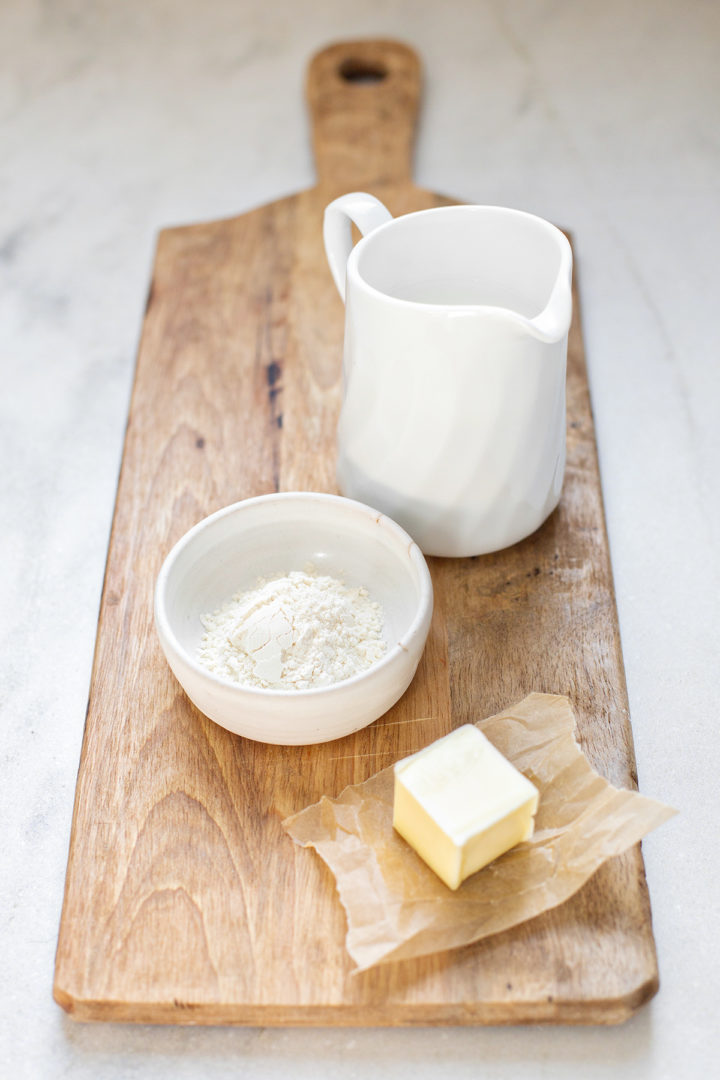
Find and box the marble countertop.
[2,0,717,1076]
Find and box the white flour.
[198,567,387,690]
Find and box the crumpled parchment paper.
[282,693,676,972]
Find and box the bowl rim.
[154,491,434,699]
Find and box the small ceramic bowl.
[154,492,434,745]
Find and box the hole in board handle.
[338,58,388,84]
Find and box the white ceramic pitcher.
[323,192,573,557]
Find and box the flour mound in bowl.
[198,567,387,690]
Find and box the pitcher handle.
[323,192,393,301]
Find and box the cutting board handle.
[307,39,421,191]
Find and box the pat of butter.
[393,725,539,890]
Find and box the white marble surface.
[1,0,718,1076]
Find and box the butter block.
[392,725,539,890]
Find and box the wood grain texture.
[54,39,658,1025]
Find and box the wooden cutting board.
[54,39,659,1025]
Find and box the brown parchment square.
[283,693,675,971]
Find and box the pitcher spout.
[527,232,573,343]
